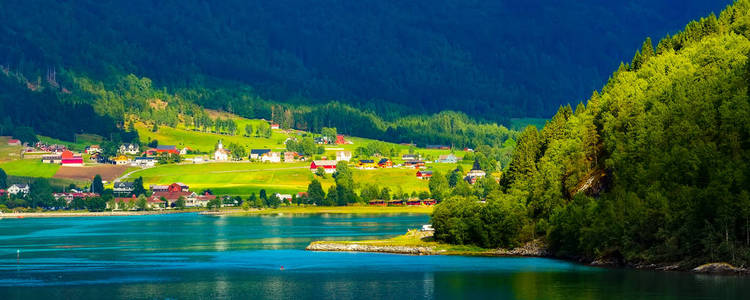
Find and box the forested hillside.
[0,0,728,120]
[432,1,750,267]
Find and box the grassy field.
[0,159,60,178]
[123,160,472,197]
[222,205,434,215]
[0,137,23,162]
[308,229,491,255]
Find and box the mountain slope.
[432,0,750,267]
[0,0,729,119]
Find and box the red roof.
[61,150,74,159]
[311,160,337,169]
[7,139,20,144]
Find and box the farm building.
[357,160,378,169]
[119,143,140,155]
[61,150,84,166]
[416,170,433,179]
[436,154,458,163]
[369,200,387,206]
[150,183,189,193]
[146,145,179,156]
[336,151,352,162]
[41,154,62,164]
[250,149,271,160]
[310,160,337,174]
[270,123,280,129]
[335,134,350,145]
[7,139,21,146]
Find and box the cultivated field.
[53,165,132,182]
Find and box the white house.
[261,152,281,163]
[436,154,458,163]
[132,157,156,167]
[119,144,140,155]
[214,140,230,161]
[336,151,352,162]
[7,184,30,196]
[275,193,293,203]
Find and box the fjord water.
[0,213,747,299]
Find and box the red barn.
[416,170,433,179]
[335,135,346,145]
[60,150,83,166]
[310,160,337,174]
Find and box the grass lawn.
[0,159,60,178]
[225,205,434,215]
[309,229,491,255]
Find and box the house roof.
[250,149,271,155]
[378,158,390,164]
[114,182,134,188]
[417,170,433,175]
[312,160,338,167]
[156,145,177,150]
[11,183,29,189]
[359,160,375,163]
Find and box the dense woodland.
[432,1,750,267]
[0,0,727,120]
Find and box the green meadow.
[0,159,60,178]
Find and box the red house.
[61,150,84,166]
[406,199,423,206]
[335,134,347,145]
[310,160,337,174]
[416,170,433,179]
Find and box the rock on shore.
[306,243,436,255]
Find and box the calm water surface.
[0,213,747,299]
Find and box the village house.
[119,143,140,155]
[146,145,179,156]
[150,182,189,193]
[85,145,101,154]
[436,154,458,163]
[465,169,487,184]
[274,193,293,203]
[378,158,393,168]
[214,140,230,161]
[335,134,350,145]
[283,151,298,162]
[113,181,135,196]
[416,170,433,180]
[388,199,404,206]
[7,139,21,146]
[270,123,280,130]
[404,160,426,168]
[336,151,352,162]
[113,155,131,165]
[148,191,216,208]
[369,199,387,206]
[53,192,99,204]
[250,149,271,160]
[7,184,30,196]
[406,199,437,206]
[402,154,420,161]
[61,150,84,166]
[310,160,337,174]
[132,157,156,167]
[261,151,281,163]
[357,159,378,169]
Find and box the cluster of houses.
[41,150,84,166]
[415,166,487,184]
[315,134,351,145]
[109,182,217,210]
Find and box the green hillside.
[432,1,750,268]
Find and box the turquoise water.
[0,213,747,299]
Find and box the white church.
[214,140,230,161]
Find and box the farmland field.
[0,159,61,178]
[123,161,472,197]
[53,165,131,182]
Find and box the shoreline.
[0,210,196,218]
[203,206,434,215]
[306,230,749,275]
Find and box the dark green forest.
[432,1,750,268]
[0,0,728,120]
